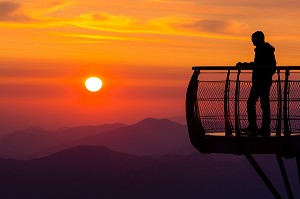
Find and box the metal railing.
[186,66,300,137]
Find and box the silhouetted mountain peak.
[137,117,172,123]
[135,118,183,128]
[0,145,289,199]
[15,126,48,134]
[0,126,50,142]
[0,118,193,159]
[37,145,147,167]
[95,123,126,128]
[43,145,112,159]
[56,123,126,133]
[52,145,111,155]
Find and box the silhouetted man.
[236,31,276,136]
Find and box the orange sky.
[1,0,300,134]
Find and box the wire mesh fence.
[195,69,300,135]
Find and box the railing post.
[276,69,282,136]
[235,69,241,136]
[283,69,291,136]
[224,70,233,136]
[186,69,206,148]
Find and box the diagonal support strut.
[276,154,294,199]
[296,155,300,186]
[245,154,282,199]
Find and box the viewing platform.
[186,66,300,157]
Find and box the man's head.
[251,31,265,47]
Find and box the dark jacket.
[252,42,276,83]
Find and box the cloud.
[32,0,74,16]
[0,1,31,22]
[187,20,230,33]
[190,0,300,8]
[176,19,248,35]
[74,12,134,29]
[67,12,156,35]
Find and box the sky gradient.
[1,0,300,134]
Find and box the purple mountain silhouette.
[32,118,195,158]
[1,145,296,199]
[0,118,196,159]
[0,123,126,159]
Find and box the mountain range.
[0,118,299,198]
[2,145,297,199]
[0,118,195,159]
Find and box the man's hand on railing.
[236,62,253,67]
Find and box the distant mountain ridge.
[1,119,299,198]
[0,118,196,159]
[0,123,126,159]
[0,145,293,199]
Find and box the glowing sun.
[85,77,103,92]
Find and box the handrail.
[186,66,300,137]
[192,66,300,70]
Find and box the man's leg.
[244,84,260,132]
[260,82,272,134]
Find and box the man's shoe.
[241,126,258,136]
[258,128,271,137]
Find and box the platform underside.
[195,133,300,158]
